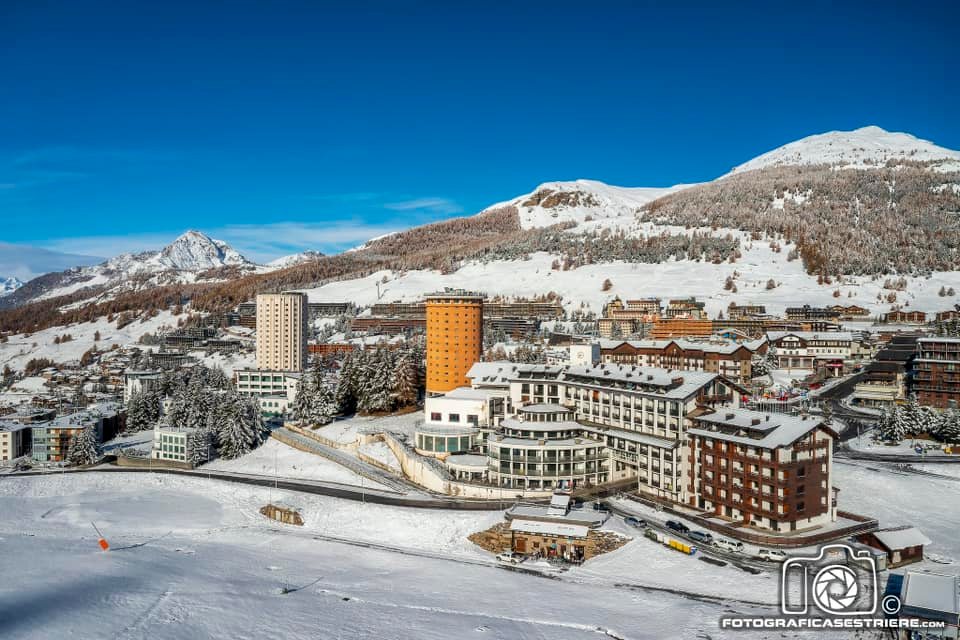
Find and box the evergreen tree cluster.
[66,426,99,466]
[875,397,960,443]
[642,162,960,276]
[125,389,163,433]
[292,370,338,427]
[334,346,423,416]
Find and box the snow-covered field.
[0,311,179,372]
[833,461,960,569]
[2,450,956,638]
[0,472,793,640]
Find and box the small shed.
[510,518,589,562]
[260,503,304,526]
[859,526,931,568]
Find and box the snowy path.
[270,427,412,492]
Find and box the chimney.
[751,418,761,426]
[726,413,735,420]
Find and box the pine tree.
[876,407,907,442]
[312,379,337,425]
[215,394,266,459]
[186,430,213,466]
[935,410,960,443]
[335,352,358,414]
[126,390,162,432]
[292,373,315,426]
[66,426,99,466]
[390,351,420,408]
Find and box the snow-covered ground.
[727,125,960,175]
[312,412,422,445]
[834,461,960,569]
[3,453,954,638]
[0,311,179,372]
[191,348,256,377]
[204,438,393,489]
[300,235,960,319]
[360,440,402,472]
[0,472,797,640]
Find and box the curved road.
[0,465,513,511]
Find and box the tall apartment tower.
[255,292,309,371]
[425,290,484,395]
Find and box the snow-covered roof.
[466,362,535,386]
[580,424,679,450]
[509,518,589,539]
[873,527,932,550]
[688,409,826,449]
[918,337,960,345]
[506,504,607,527]
[0,420,31,433]
[547,493,571,516]
[902,572,960,616]
[501,418,580,433]
[518,403,571,414]
[443,387,496,401]
[470,360,723,399]
[490,434,603,448]
[598,337,766,354]
[767,331,854,342]
[444,454,488,469]
[559,363,718,399]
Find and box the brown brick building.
[913,337,960,409]
[687,409,837,533]
[599,338,767,385]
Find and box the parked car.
[665,520,690,534]
[688,530,714,545]
[496,551,524,565]
[756,548,788,562]
[714,538,745,553]
[624,516,647,529]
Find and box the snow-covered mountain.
[88,230,255,279]
[266,250,325,269]
[481,179,692,229]
[3,125,959,330]
[0,231,258,309]
[727,125,960,175]
[0,276,24,298]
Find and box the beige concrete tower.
[255,292,309,371]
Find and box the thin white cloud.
[44,232,178,258]
[40,221,409,265]
[384,197,464,215]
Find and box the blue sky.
[1,0,957,266]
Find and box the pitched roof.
[873,527,932,550]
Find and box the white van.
[756,548,788,562]
[714,538,744,553]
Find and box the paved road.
[603,498,774,574]
[0,465,512,511]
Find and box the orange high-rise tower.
[425,290,484,395]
